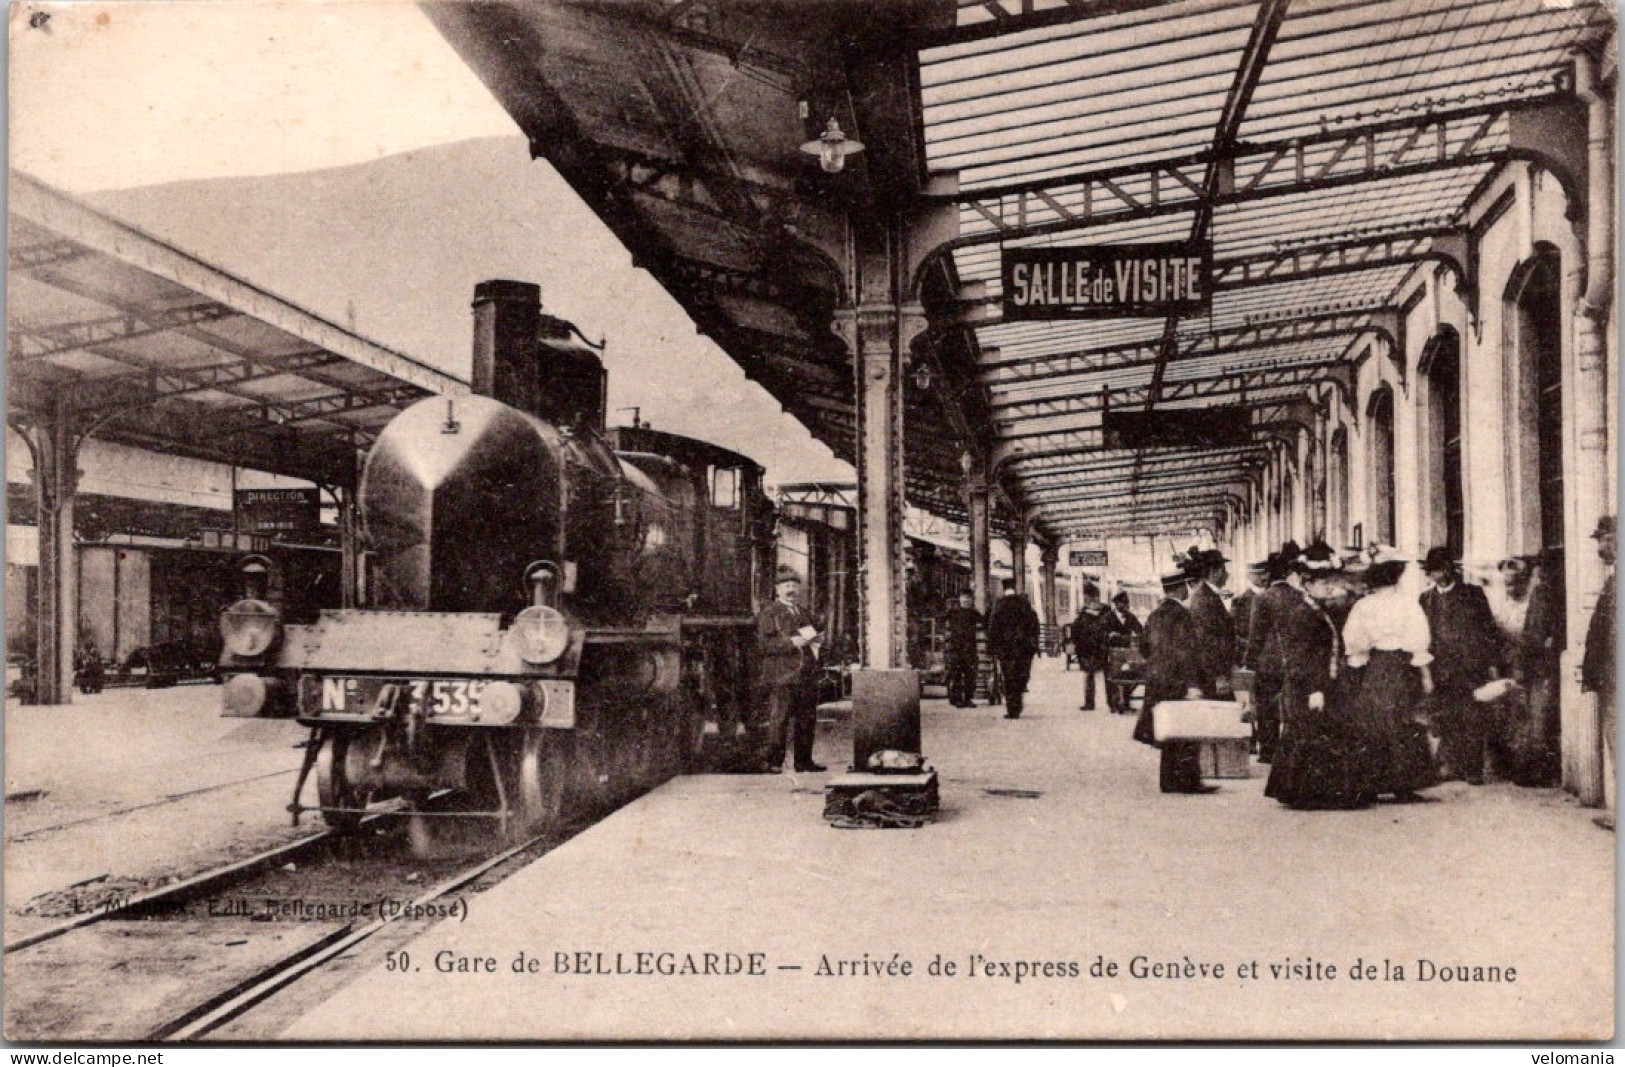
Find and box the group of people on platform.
[1128,517,1616,811]
[767,515,1616,815]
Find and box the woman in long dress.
[1341,546,1436,800]
[1264,546,1365,809]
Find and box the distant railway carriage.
[217,281,775,839]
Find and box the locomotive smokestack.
[470,279,606,433]
[471,279,542,412]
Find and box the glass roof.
[914,0,1607,538]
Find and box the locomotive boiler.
[217,280,774,838]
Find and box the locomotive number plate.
[314,676,488,717]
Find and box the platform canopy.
[7,173,466,486]
[425,0,1611,542]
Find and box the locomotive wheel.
[315,732,365,832]
[509,729,568,840]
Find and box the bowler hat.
[775,564,803,584]
[1593,515,1616,539]
[1419,547,1456,572]
[1111,591,1130,606]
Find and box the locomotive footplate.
[298,674,574,727]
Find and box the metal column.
[1010,525,1029,598]
[29,399,80,704]
[1038,542,1059,634]
[967,464,991,613]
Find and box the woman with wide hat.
[1342,545,1436,800]
[1263,542,1365,810]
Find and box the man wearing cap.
[1071,583,1117,711]
[1230,558,1272,659]
[1106,591,1144,713]
[1420,547,1501,785]
[1186,548,1237,699]
[1245,542,1304,764]
[1583,515,1616,829]
[988,579,1040,719]
[756,565,826,774]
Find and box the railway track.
[154,831,546,1040]
[4,781,634,1042]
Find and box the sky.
[7,0,850,486]
[9,2,517,190]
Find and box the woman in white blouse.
[1342,546,1437,801]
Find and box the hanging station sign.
[1001,241,1212,320]
[235,487,319,534]
[1102,406,1252,449]
[1069,549,1109,568]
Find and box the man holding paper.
[756,565,827,774]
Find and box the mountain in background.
[86,136,849,486]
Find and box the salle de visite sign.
[1002,242,1212,320]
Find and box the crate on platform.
[1198,738,1252,778]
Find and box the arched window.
[1424,329,1464,558]
[1329,426,1349,545]
[1505,248,1565,556]
[1367,386,1396,545]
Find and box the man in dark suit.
[1184,549,1237,699]
[1582,516,1616,829]
[756,565,825,774]
[1419,546,1501,785]
[1244,543,1302,764]
[1135,571,1212,793]
[988,579,1040,719]
[941,592,983,708]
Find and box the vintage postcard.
[4,0,1617,1045]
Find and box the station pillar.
[338,479,363,609]
[832,218,932,767]
[1010,525,1029,599]
[27,399,80,705]
[1038,541,1059,636]
[967,464,991,612]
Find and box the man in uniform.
[988,579,1040,719]
[1230,558,1271,658]
[756,565,826,774]
[941,592,983,708]
[1583,516,1616,829]
[1419,546,1501,785]
[1070,583,1117,711]
[1105,591,1144,713]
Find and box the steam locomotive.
[217,281,775,838]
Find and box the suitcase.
[1152,699,1251,779]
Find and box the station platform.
[281,657,1615,1042]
